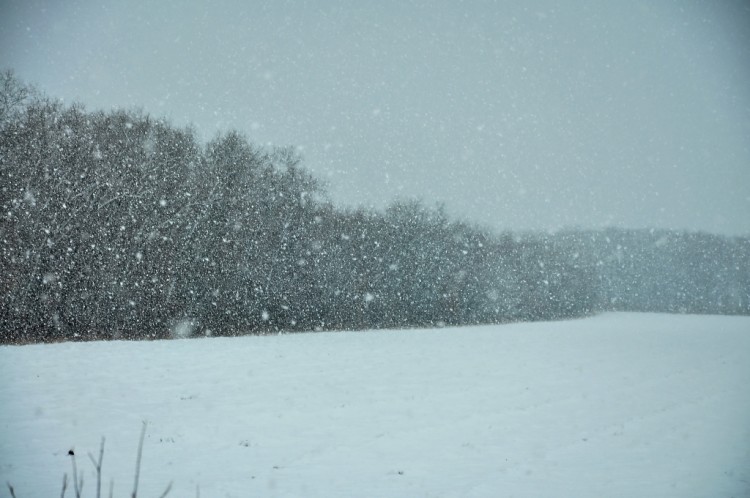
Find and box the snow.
[1,313,749,497]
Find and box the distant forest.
[2,71,749,344]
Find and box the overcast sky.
[2,0,749,235]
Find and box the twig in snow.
[60,473,68,498]
[88,437,105,498]
[69,450,83,498]
[157,481,173,498]
[131,421,147,498]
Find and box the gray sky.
[2,0,749,235]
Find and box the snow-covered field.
[1,313,749,497]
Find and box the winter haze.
[1,0,749,235]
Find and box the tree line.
[1,71,748,343]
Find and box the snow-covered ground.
[1,313,749,497]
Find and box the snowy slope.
[1,313,749,497]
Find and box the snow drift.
[1,312,749,497]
